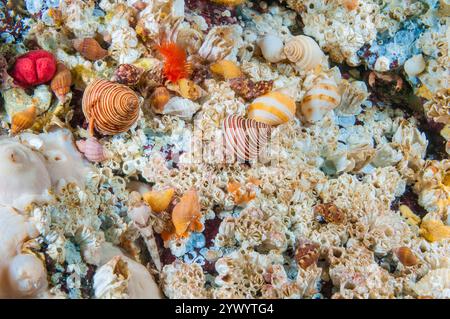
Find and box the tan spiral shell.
[223,115,271,162]
[73,38,108,61]
[11,105,36,135]
[283,35,324,71]
[82,79,140,135]
[51,62,72,99]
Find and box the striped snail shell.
[223,115,271,162]
[82,79,141,135]
[284,35,324,71]
[248,91,296,126]
[300,76,341,123]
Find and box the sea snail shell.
[258,34,285,63]
[82,79,141,135]
[73,38,108,61]
[404,54,426,77]
[223,115,271,162]
[284,35,324,71]
[300,76,341,123]
[50,62,72,100]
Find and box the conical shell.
[73,38,108,61]
[82,79,140,135]
[300,76,341,123]
[51,62,72,99]
[284,35,324,71]
[248,91,296,126]
[76,137,108,162]
[223,115,271,162]
[11,105,36,135]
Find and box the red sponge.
[10,50,57,87]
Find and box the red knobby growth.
[9,50,57,87]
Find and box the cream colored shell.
[258,34,285,63]
[300,76,341,123]
[284,35,324,70]
[404,54,426,77]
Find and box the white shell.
[258,34,285,63]
[404,54,426,77]
[374,56,391,72]
[162,97,201,120]
[283,35,324,70]
[300,76,341,123]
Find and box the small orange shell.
[314,203,346,224]
[143,188,175,213]
[73,38,108,61]
[394,247,418,267]
[343,0,359,11]
[210,60,243,80]
[172,189,203,237]
[151,86,171,113]
[11,105,36,135]
[51,62,72,99]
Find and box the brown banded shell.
[11,105,36,135]
[51,62,72,100]
[295,239,320,270]
[223,115,271,162]
[82,79,140,135]
[314,203,346,224]
[394,247,418,267]
[300,76,341,123]
[73,38,108,61]
[284,35,324,71]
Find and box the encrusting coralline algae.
[0,0,448,299]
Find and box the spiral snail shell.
[300,76,341,123]
[223,115,271,162]
[51,62,72,100]
[11,105,36,135]
[82,79,141,135]
[73,38,108,61]
[283,35,324,71]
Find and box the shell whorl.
[223,115,271,162]
[284,35,324,71]
[300,76,341,123]
[82,79,140,135]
